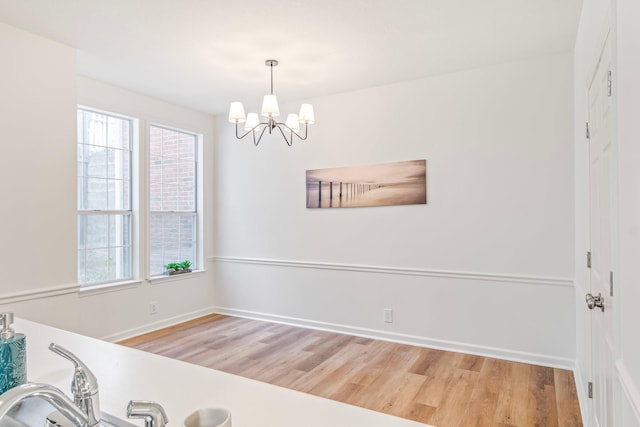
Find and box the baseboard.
[212,306,575,370]
[574,363,592,427]
[100,306,218,343]
[100,302,575,370]
[617,361,640,425]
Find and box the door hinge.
[607,70,612,97]
[587,251,592,268]
[586,122,591,139]
[610,271,614,296]
[588,381,593,398]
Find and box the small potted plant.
[164,260,193,276]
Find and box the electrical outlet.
[383,308,393,323]
[149,302,158,315]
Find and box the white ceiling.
[0,0,583,115]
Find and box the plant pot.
[165,268,192,276]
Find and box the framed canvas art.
[306,159,427,209]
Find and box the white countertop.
[15,319,429,427]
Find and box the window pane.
[77,178,85,210]
[106,148,123,179]
[78,213,131,285]
[88,115,107,147]
[179,135,195,160]
[178,161,195,210]
[85,246,131,283]
[108,215,128,247]
[149,157,162,211]
[78,217,85,250]
[110,247,130,281]
[86,215,109,248]
[107,179,130,210]
[84,248,110,284]
[77,111,85,144]
[150,126,162,154]
[149,125,198,276]
[107,116,130,149]
[162,184,179,211]
[84,178,107,210]
[149,213,196,276]
[77,108,133,286]
[77,250,86,284]
[162,157,178,185]
[85,144,107,177]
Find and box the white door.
[587,30,614,427]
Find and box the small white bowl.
[184,408,231,427]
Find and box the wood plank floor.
[118,314,582,426]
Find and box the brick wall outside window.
[149,125,197,276]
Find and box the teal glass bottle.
[0,312,26,395]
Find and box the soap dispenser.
[0,312,26,394]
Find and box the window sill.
[79,279,143,297]
[148,269,206,285]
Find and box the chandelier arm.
[254,125,269,146]
[275,121,309,141]
[274,124,294,147]
[299,122,309,140]
[235,120,269,140]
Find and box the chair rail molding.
[208,256,574,287]
[0,283,80,305]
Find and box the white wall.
[74,77,217,340]
[0,23,79,329]
[0,23,217,340]
[213,53,576,367]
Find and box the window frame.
[76,105,204,289]
[147,123,201,279]
[77,107,136,287]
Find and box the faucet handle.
[49,343,99,399]
[48,343,101,427]
[127,401,169,427]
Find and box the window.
[149,125,198,276]
[77,109,133,285]
[77,108,201,286]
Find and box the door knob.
[585,292,605,312]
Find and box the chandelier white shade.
[228,59,314,146]
[261,95,280,117]
[285,114,300,133]
[228,102,246,123]
[244,113,260,132]
[298,104,315,124]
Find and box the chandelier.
[228,59,315,146]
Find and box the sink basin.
[1,399,136,427]
[100,413,137,427]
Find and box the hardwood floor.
[118,314,582,426]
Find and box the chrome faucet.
[49,343,101,427]
[0,382,89,427]
[127,401,169,427]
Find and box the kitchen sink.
[0,398,136,427]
